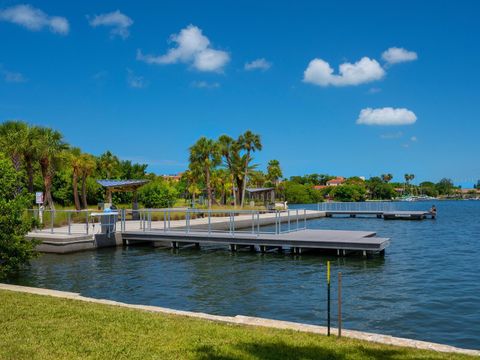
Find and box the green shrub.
[0,155,38,278]
[284,182,315,204]
[330,184,366,202]
[138,180,178,208]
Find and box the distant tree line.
[279,173,460,203]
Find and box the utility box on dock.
[91,212,119,236]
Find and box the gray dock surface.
[122,229,389,253]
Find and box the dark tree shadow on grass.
[193,340,430,360]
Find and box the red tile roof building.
[326,177,345,187]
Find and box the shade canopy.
[96,179,149,192]
[246,187,275,193]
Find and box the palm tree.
[35,127,68,209]
[238,131,262,207]
[183,169,201,206]
[267,159,283,187]
[98,150,119,179]
[0,120,29,173]
[211,169,232,205]
[79,153,96,209]
[381,173,393,183]
[24,125,40,193]
[404,173,415,194]
[218,135,240,207]
[189,137,221,208]
[68,147,82,210]
[0,121,32,194]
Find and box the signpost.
[36,192,44,224]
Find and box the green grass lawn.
[0,290,475,360]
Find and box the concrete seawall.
[1,283,478,356]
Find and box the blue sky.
[1,0,479,186]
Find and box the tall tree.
[98,150,120,179]
[381,173,393,183]
[23,125,39,193]
[238,131,262,207]
[218,135,240,207]
[79,153,96,209]
[267,159,283,186]
[183,169,201,206]
[189,137,220,208]
[211,169,232,205]
[68,147,82,210]
[0,120,28,172]
[35,127,68,210]
[404,173,415,194]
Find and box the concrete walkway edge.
[1,283,478,356]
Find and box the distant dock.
[318,202,436,220]
[325,210,435,220]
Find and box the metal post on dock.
[288,209,291,232]
[338,272,342,338]
[304,209,307,229]
[50,211,54,234]
[296,209,299,230]
[251,211,254,234]
[327,260,331,336]
[186,209,190,234]
[148,210,152,231]
[85,211,89,235]
[208,210,211,235]
[163,210,166,233]
[275,210,278,234]
[257,212,260,235]
[68,212,71,235]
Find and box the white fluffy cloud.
[137,25,229,72]
[88,10,133,39]
[245,58,271,71]
[356,107,417,126]
[0,4,69,34]
[303,57,385,86]
[382,47,417,65]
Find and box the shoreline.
[1,283,478,356]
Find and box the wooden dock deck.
[121,229,390,256]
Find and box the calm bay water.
[7,201,480,349]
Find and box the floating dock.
[325,210,435,220]
[122,229,389,256]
